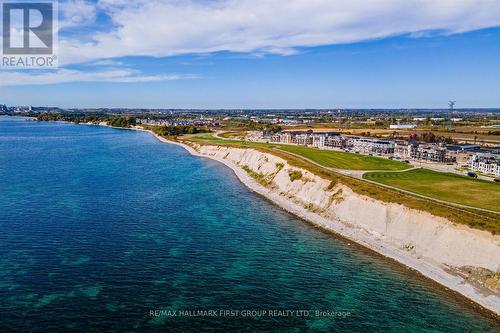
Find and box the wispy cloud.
[59,0,97,29]
[85,59,126,67]
[0,69,198,86]
[57,0,500,65]
[3,0,500,86]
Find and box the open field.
[187,134,269,148]
[277,145,409,171]
[363,168,500,212]
[183,133,500,234]
[282,126,500,145]
[219,131,247,139]
[188,134,409,171]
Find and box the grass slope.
[363,168,500,212]
[277,145,409,171]
[181,134,500,234]
[188,135,409,171]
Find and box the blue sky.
[1,1,500,109]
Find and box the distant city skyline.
[1,1,500,108]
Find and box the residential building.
[350,137,395,155]
[265,131,461,164]
[469,154,500,176]
[295,132,313,146]
[268,130,340,147]
[389,124,417,129]
[445,144,481,164]
[414,143,451,163]
[395,141,455,163]
[394,141,415,159]
[324,135,344,149]
[311,132,340,149]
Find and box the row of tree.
[36,113,137,128]
[108,116,136,128]
[406,132,454,143]
[36,113,213,135]
[150,125,210,136]
[354,130,456,144]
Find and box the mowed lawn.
[187,135,410,171]
[363,168,500,212]
[277,145,410,171]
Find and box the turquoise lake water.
[0,116,498,332]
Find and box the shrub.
[327,180,337,190]
[288,170,303,182]
[242,165,269,186]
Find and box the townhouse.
[469,152,500,177]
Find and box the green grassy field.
[188,134,409,171]
[179,134,500,233]
[187,134,265,148]
[277,145,409,171]
[363,168,500,212]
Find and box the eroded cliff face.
[191,143,500,295]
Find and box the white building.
[389,124,417,129]
[269,131,340,148]
[395,141,453,163]
[311,132,341,149]
[271,132,294,144]
[324,135,344,149]
[312,134,326,148]
[295,133,312,146]
[469,154,500,176]
[350,138,395,155]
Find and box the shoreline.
[140,130,500,318]
[24,119,500,318]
